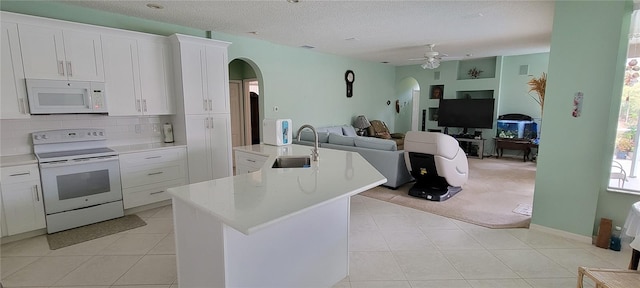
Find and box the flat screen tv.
[437,98,495,130]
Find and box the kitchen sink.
[272,156,311,168]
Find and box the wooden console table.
[494,138,533,162]
[456,138,485,159]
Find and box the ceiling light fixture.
[146,3,164,9]
[421,58,440,69]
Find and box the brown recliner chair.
[367,120,405,150]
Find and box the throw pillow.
[376,131,391,139]
[342,125,357,137]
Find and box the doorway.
[228,59,262,150]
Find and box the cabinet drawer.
[123,178,185,209]
[1,164,40,184]
[119,148,184,167]
[121,163,185,189]
[235,164,257,175]
[235,152,268,169]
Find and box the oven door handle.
[40,156,118,168]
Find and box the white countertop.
[110,142,187,154]
[0,154,37,167]
[168,144,387,235]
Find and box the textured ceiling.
[60,0,556,66]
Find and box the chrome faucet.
[296,124,319,161]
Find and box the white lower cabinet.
[235,150,268,175]
[0,164,46,236]
[185,114,233,183]
[119,147,187,209]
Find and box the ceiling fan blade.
[408,57,428,61]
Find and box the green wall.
[212,32,397,129]
[532,0,639,237]
[500,53,550,120]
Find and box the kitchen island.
[167,144,387,288]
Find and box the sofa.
[294,125,414,189]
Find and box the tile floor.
[1,195,634,288]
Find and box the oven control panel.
[32,129,107,144]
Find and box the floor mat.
[46,215,147,250]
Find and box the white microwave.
[26,79,107,114]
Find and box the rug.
[46,215,147,250]
[360,157,536,229]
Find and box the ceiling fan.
[409,44,448,69]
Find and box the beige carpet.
[46,215,147,250]
[360,157,536,229]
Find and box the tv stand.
[454,137,485,159]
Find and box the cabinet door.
[0,185,7,237]
[2,181,46,235]
[103,35,141,116]
[179,43,208,115]
[138,38,174,115]
[205,45,230,114]
[185,115,214,183]
[209,114,233,179]
[18,23,67,80]
[1,22,29,119]
[62,29,104,81]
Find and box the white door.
[210,114,233,180]
[139,38,174,115]
[18,24,67,80]
[229,81,244,148]
[185,114,213,183]
[1,22,29,119]
[179,44,208,115]
[102,35,141,116]
[62,29,104,81]
[411,89,421,131]
[2,181,46,235]
[205,45,230,114]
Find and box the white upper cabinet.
[138,38,175,115]
[18,23,104,81]
[171,35,230,115]
[1,22,30,119]
[102,34,141,116]
[104,34,175,116]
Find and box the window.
[609,10,640,194]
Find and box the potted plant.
[616,137,634,159]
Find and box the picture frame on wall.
[431,85,444,99]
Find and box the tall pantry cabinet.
[170,34,233,184]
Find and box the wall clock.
[345,70,355,98]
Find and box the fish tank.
[496,114,538,140]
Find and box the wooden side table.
[577,267,640,288]
[494,138,533,162]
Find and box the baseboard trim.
[529,224,593,244]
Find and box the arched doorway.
[395,77,421,133]
[228,58,264,147]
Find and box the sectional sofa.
[294,125,414,189]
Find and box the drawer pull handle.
[150,190,165,195]
[148,171,164,176]
[9,172,30,177]
[145,156,161,159]
[247,159,256,163]
[33,185,40,201]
